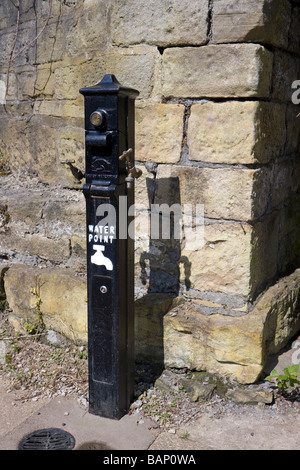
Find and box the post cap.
[80,74,139,98]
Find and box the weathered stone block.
[136,104,184,163]
[278,194,300,275]
[271,50,300,102]
[111,0,209,47]
[270,160,296,209]
[154,164,270,222]
[105,45,161,100]
[4,264,88,343]
[33,99,83,119]
[211,0,291,49]
[179,210,279,300]
[0,178,87,264]
[2,191,44,227]
[0,21,37,67]
[35,18,65,65]
[0,231,71,264]
[286,104,300,156]
[54,65,82,100]
[250,211,280,298]
[188,101,286,164]
[57,125,85,188]
[34,65,56,98]
[180,222,252,298]
[135,293,180,365]
[288,6,300,54]
[65,1,109,57]
[0,116,59,184]
[17,68,37,100]
[162,44,273,98]
[135,164,155,210]
[164,268,300,383]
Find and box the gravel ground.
[0,311,89,407]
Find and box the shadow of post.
[135,177,190,378]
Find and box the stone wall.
[0,0,300,383]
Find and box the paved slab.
[0,390,157,450]
[149,408,300,451]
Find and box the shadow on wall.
[135,177,191,374]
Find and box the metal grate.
[18,428,75,450]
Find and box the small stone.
[46,330,61,346]
[0,340,7,365]
[226,388,273,405]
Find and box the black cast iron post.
[80,75,140,419]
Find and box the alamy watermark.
[292,80,300,105]
[89,198,205,251]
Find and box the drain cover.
[18,428,75,450]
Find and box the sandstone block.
[162,44,273,98]
[105,45,161,100]
[111,0,209,47]
[255,269,300,355]
[17,69,36,100]
[4,265,88,343]
[188,101,286,164]
[33,99,83,119]
[286,104,300,156]
[288,7,300,54]
[0,21,36,67]
[35,18,66,65]
[80,55,107,91]
[135,164,155,210]
[134,293,180,365]
[179,212,279,300]
[136,104,184,163]
[57,125,85,188]
[0,0,18,29]
[277,194,300,275]
[250,211,280,298]
[34,65,55,98]
[0,231,71,264]
[154,164,270,222]
[0,117,59,184]
[42,197,86,228]
[54,65,82,100]
[180,222,252,298]
[271,50,300,102]
[65,1,109,57]
[211,0,291,49]
[2,190,44,227]
[164,268,300,383]
[163,304,264,384]
[270,161,296,209]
